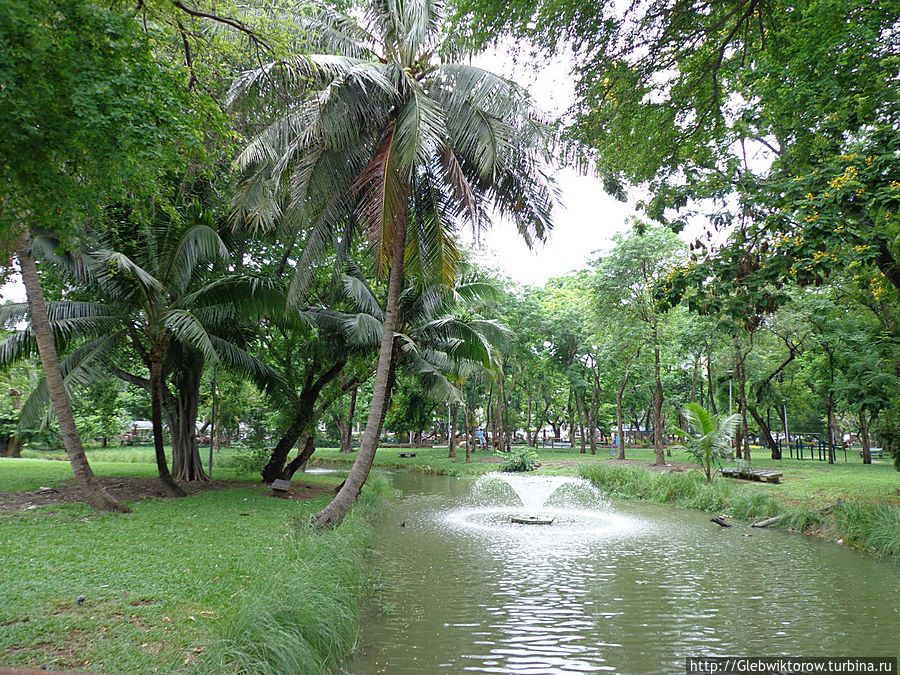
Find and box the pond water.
[344,472,900,674]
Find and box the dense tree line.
[1,0,897,523]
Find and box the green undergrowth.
[578,463,900,559]
[0,465,390,674]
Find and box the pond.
[344,472,900,674]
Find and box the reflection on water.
[345,472,900,674]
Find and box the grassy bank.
[0,456,389,674]
[578,462,900,558]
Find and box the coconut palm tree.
[231,0,554,527]
[262,265,510,481]
[674,402,741,482]
[9,232,128,512]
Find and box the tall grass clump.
[780,508,828,533]
[828,500,900,557]
[194,474,391,674]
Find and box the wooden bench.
[550,441,572,448]
[398,452,417,458]
[719,468,783,484]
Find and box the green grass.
[193,474,390,675]
[0,455,388,674]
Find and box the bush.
[230,445,272,473]
[499,448,539,472]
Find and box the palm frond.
[0,302,28,328]
[162,309,218,364]
[354,123,407,273]
[0,331,34,366]
[85,250,165,296]
[18,333,123,431]
[341,274,385,320]
[394,77,446,176]
[164,218,229,293]
[342,312,383,346]
[209,335,284,397]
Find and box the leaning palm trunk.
[312,225,407,529]
[16,232,128,512]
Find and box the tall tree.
[232,0,554,528]
[592,225,685,465]
[2,2,189,509]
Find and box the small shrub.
[231,445,272,473]
[499,449,539,472]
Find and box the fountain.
[443,472,628,537]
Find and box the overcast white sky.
[465,46,637,286]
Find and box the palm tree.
[231,0,554,528]
[674,402,741,482]
[262,268,510,480]
[10,232,128,512]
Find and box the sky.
[464,46,638,286]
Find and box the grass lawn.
[2,440,896,671]
[0,451,384,674]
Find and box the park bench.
[398,451,417,458]
[859,448,883,459]
[550,441,572,448]
[719,467,783,484]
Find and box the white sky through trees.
[467,44,636,286]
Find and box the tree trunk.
[498,372,509,451]
[524,384,533,446]
[3,435,23,457]
[465,391,474,463]
[706,353,718,415]
[652,341,665,465]
[335,414,352,454]
[341,385,358,453]
[748,405,780,459]
[284,435,316,479]
[16,234,128,511]
[149,348,185,497]
[691,355,699,403]
[312,222,407,529]
[589,367,600,455]
[448,403,458,458]
[826,397,837,464]
[859,409,871,464]
[262,357,346,483]
[737,351,751,462]
[576,391,586,453]
[568,388,575,448]
[170,355,207,482]
[616,365,630,460]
